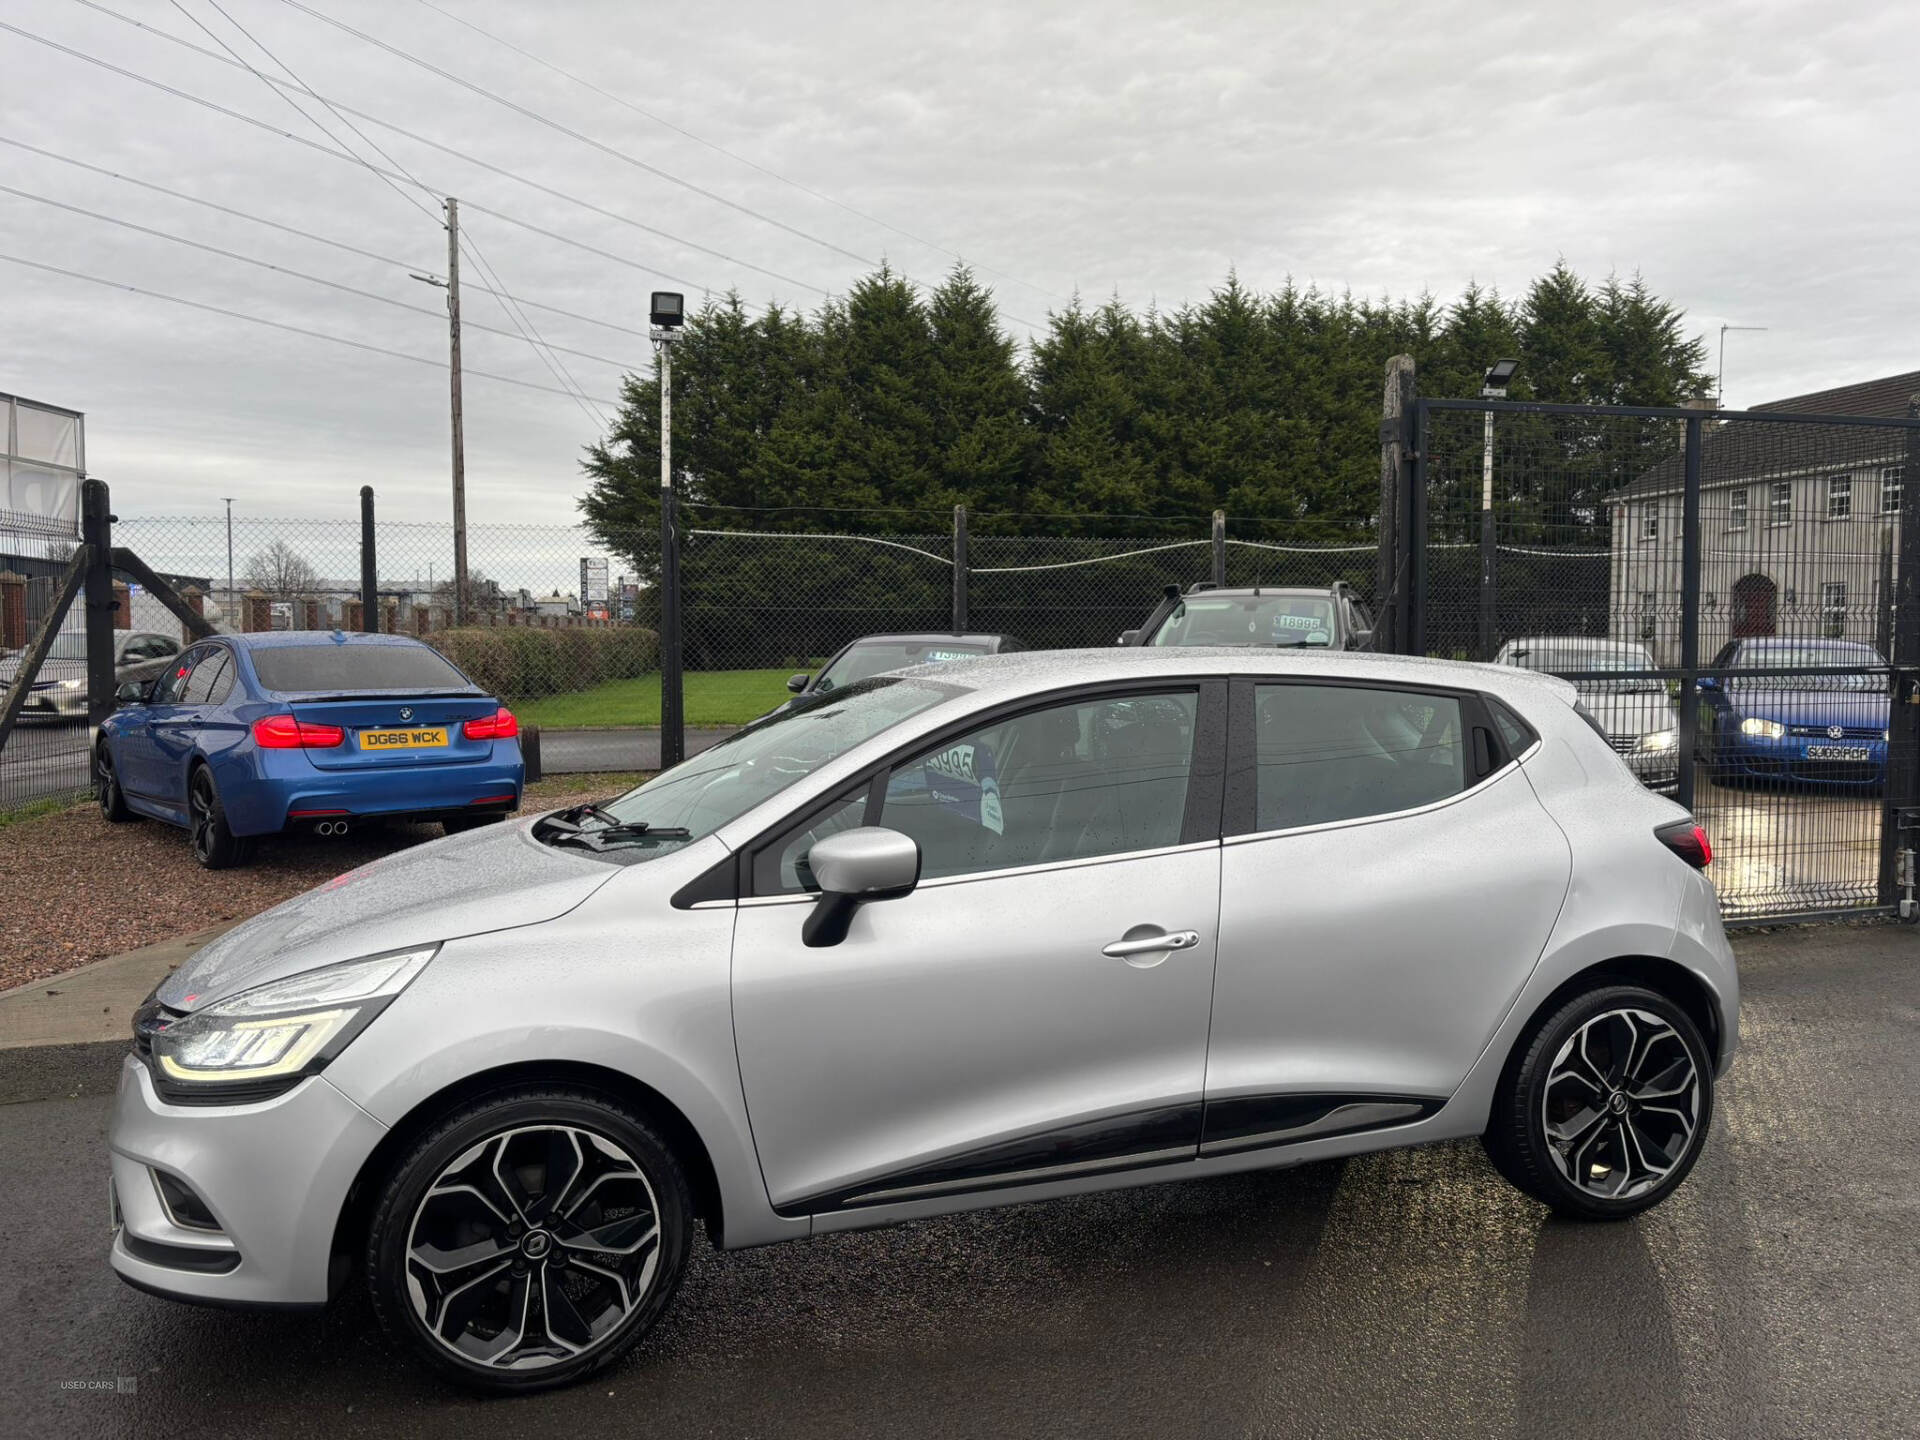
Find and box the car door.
[1202,678,1571,1154]
[731,681,1225,1218]
[119,644,204,799]
[150,647,233,808]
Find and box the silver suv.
[109,648,1736,1393]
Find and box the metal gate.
[1385,388,1920,923]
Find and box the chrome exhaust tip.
[315,819,350,837]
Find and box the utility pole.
[223,496,234,622]
[446,197,469,626]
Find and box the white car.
[1493,637,1680,791]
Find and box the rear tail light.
[463,707,520,741]
[252,715,346,749]
[1655,818,1712,869]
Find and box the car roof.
[890,646,1576,708]
[220,630,434,649]
[1178,587,1342,598]
[841,632,1013,646]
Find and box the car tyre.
[1484,983,1713,1220]
[187,765,253,869]
[96,741,135,823]
[366,1086,694,1395]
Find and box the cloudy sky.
[4,0,1917,534]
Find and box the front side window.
[182,651,232,706]
[1884,467,1905,514]
[879,690,1198,881]
[1252,684,1464,831]
[1827,474,1852,520]
[1769,481,1792,524]
[151,648,206,704]
[1728,488,1749,530]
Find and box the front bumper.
[16,686,86,720]
[1714,736,1886,787]
[107,1054,386,1307]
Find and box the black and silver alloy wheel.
[368,1087,693,1393]
[97,742,133,823]
[186,766,250,869]
[405,1125,661,1371]
[1541,1008,1699,1201]
[1484,982,1714,1220]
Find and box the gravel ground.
[0,773,647,992]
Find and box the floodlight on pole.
[651,291,686,766]
[1480,358,1520,398]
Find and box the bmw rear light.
[463,707,520,741]
[1655,818,1712,869]
[252,715,346,749]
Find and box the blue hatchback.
[95,631,524,867]
[1699,637,1889,788]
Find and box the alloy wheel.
[404,1125,662,1371]
[189,772,215,862]
[97,747,116,817]
[1540,1007,1700,1201]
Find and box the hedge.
[429,625,659,700]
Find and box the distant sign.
[580,556,610,606]
[2,393,83,540]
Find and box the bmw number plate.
[1806,745,1869,761]
[359,727,448,751]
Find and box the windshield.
[1503,640,1663,691]
[251,643,476,693]
[585,678,953,858]
[814,639,989,694]
[1150,596,1335,648]
[1732,642,1888,691]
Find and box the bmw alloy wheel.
[1541,1007,1700,1201]
[404,1124,663,1371]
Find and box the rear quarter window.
[249,644,474,693]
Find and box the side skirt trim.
[1198,1092,1444,1158]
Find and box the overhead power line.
[24,8,803,300]
[407,0,1068,306]
[0,249,622,405]
[176,0,604,426]
[0,134,656,340]
[0,182,640,369]
[61,3,825,297]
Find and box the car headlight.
[57,678,83,691]
[149,946,436,1097]
[1635,729,1677,753]
[1885,728,1892,742]
[1739,717,1787,740]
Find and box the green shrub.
[429,625,659,699]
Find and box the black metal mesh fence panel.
[1419,401,1915,920]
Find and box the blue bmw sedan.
[96,632,523,867]
[1699,637,1889,788]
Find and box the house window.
[1769,481,1792,525]
[1638,590,1656,641]
[1885,466,1905,514]
[1728,488,1749,531]
[1640,505,1658,542]
[1827,474,1852,520]
[1822,581,1847,638]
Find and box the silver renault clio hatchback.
[109,649,1736,1392]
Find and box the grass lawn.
[514,667,801,729]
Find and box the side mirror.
[1351,628,1373,650]
[1117,630,1139,646]
[114,681,148,705]
[801,826,920,948]
[786,673,810,693]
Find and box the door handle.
[1101,929,1200,959]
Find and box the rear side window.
[1252,683,1464,830]
[1487,697,1538,754]
[249,643,473,694]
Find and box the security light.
[650,291,685,328]
[1481,358,1520,396]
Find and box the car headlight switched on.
[57,677,83,690]
[1739,717,1787,740]
[144,947,437,1102]
[1636,729,1678,753]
